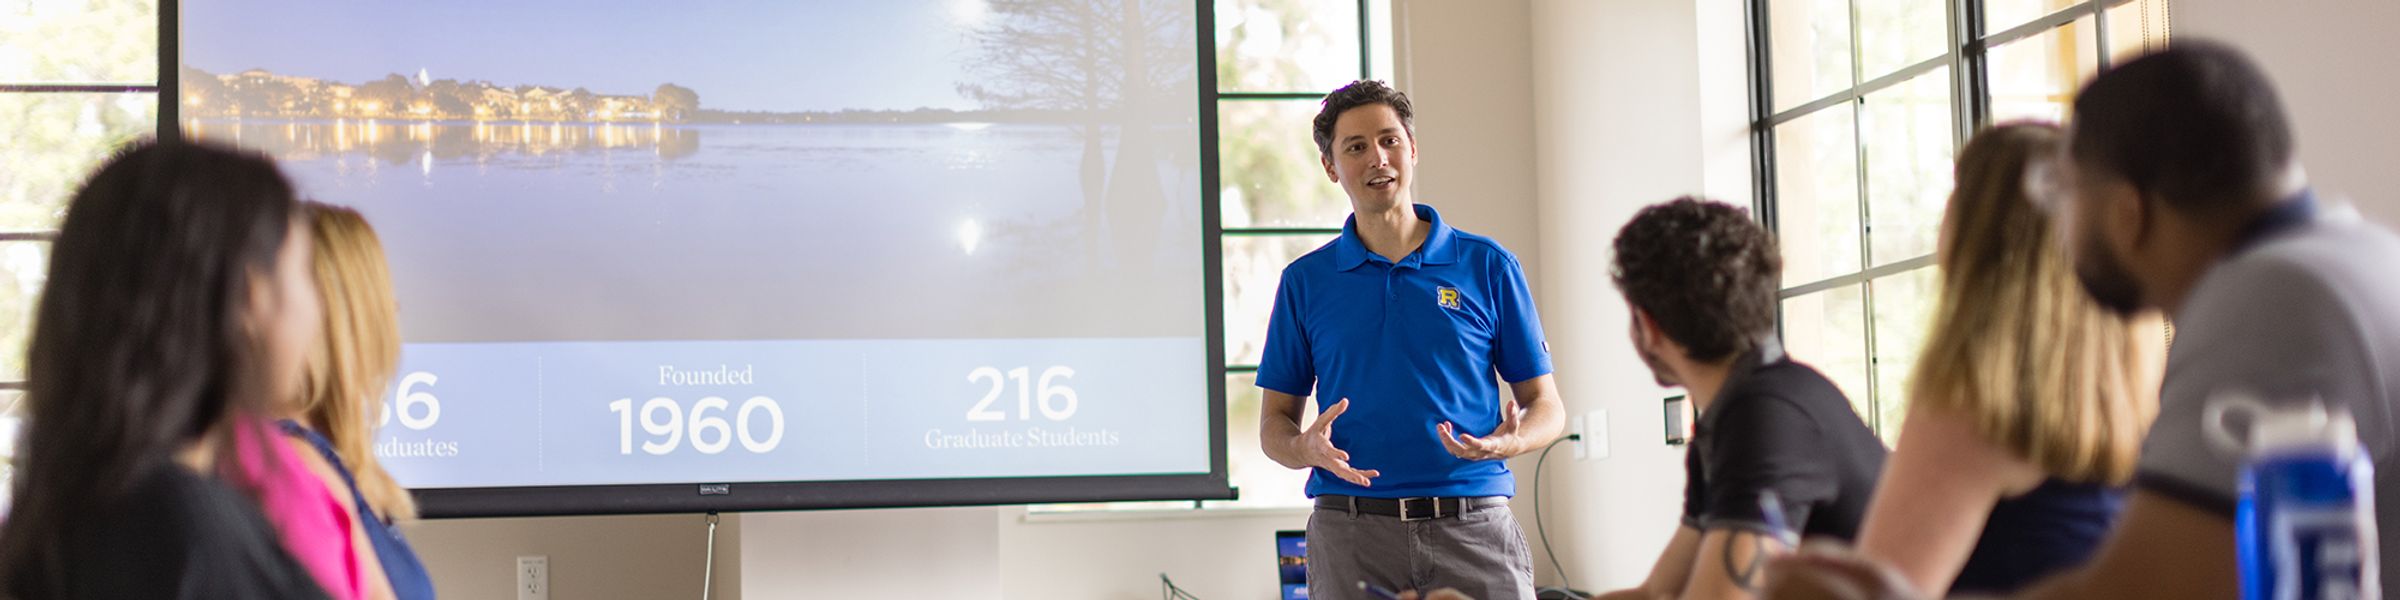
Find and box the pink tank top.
[230,418,364,600]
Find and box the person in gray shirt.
[1761,40,2400,600]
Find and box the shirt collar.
[2230,188,2319,254]
[1333,203,1459,271]
[1699,334,1787,426]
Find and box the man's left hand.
[1439,400,1524,461]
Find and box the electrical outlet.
[1570,414,1588,459]
[517,555,548,600]
[1584,409,1610,460]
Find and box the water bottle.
[2208,396,2381,600]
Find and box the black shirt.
[1680,340,1887,541]
[7,460,330,600]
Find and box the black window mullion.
[1763,54,1947,128]
[1220,92,1331,101]
[1357,0,1373,80]
[1224,228,1342,237]
[1954,0,1988,144]
[1747,0,1783,342]
[1745,0,1776,234]
[2093,0,2115,70]
[1841,0,1885,432]
[1979,3,2097,49]
[0,84,158,93]
[159,0,179,141]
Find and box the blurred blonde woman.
[279,201,435,600]
[1851,122,2167,595]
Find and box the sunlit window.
[1752,0,2168,443]
[0,0,164,508]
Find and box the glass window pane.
[1782,284,1872,424]
[1868,266,1938,445]
[1767,0,1854,112]
[0,242,44,382]
[1225,233,1338,367]
[2106,0,2168,64]
[1203,372,1313,509]
[1220,100,1350,228]
[0,389,21,516]
[1856,0,1948,81]
[1215,0,1363,94]
[1989,18,2098,125]
[1984,0,2077,34]
[1861,66,1952,266]
[0,93,157,231]
[1774,106,1861,287]
[0,0,157,84]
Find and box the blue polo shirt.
[1256,203,1553,499]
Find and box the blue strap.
[275,420,382,525]
[278,419,442,599]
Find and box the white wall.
[1524,0,1707,589]
[2171,0,2400,227]
[1518,0,1761,591]
[741,508,1004,598]
[731,506,1318,600]
[410,513,741,600]
[1393,0,1541,270]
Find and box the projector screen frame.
[159,0,1236,518]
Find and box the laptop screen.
[1277,530,1308,600]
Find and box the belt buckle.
[1397,497,1442,522]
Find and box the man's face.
[1628,310,1680,387]
[1320,104,1415,213]
[2036,142,2149,315]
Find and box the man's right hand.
[1295,398,1380,486]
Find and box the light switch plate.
[1584,409,1609,460]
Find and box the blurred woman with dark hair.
[0,140,334,599]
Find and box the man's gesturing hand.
[1296,398,1379,487]
[1439,399,1523,461]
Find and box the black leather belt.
[1315,495,1508,521]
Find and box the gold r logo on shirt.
[1436,286,1463,310]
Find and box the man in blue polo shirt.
[1257,80,1566,600]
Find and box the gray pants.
[1305,501,1535,600]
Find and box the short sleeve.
[2136,255,2389,517]
[1697,396,1831,534]
[1488,252,1553,383]
[1254,266,1317,397]
[1681,443,1706,529]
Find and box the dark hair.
[1313,80,1415,156]
[2071,40,2295,216]
[0,140,299,590]
[1610,197,1781,362]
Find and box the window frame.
[0,0,173,504]
[0,0,175,397]
[1744,0,2144,435]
